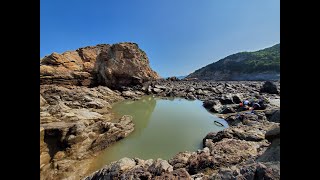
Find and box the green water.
[88,96,227,171]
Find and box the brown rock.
[40,127,52,169]
[205,139,269,168]
[148,158,173,176]
[40,95,47,107]
[169,152,192,170]
[40,42,159,88]
[154,168,191,180]
[203,121,278,146]
[53,151,66,160]
[90,115,134,151]
[187,147,214,174]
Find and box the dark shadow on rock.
[44,129,70,160]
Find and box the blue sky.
[40,0,279,77]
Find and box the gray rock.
[220,107,236,114]
[257,138,280,162]
[232,94,242,104]
[85,101,105,109]
[154,85,167,90]
[219,94,234,105]
[203,100,223,113]
[260,81,279,94]
[147,158,173,176]
[265,126,280,142]
[110,157,137,172]
[195,89,205,95]
[187,93,196,100]
[153,88,163,93]
[187,87,195,92]
[169,152,192,170]
[191,173,209,180]
[269,109,280,123]
[122,90,136,98]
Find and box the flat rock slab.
[268,99,280,107]
[40,121,76,130]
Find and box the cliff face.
[40,42,159,88]
[187,44,280,81]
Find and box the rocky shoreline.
[40,42,159,179]
[83,80,280,180]
[40,80,280,180]
[40,42,280,180]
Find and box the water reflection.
[87,96,227,173]
[113,96,157,136]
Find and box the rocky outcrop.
[84,158,176,180]
[40,85,135,180]
[40,42,159,88]
[140,80,279,107]
[203,121,279,145]
[211,125,280,180]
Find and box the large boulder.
[268,109,280,123]
[260,81,279,94]
[110,157,137,172]
[265,126,280,143]
[219,94,234,105]
[187,147,214,174]
[40,43,159,88]
[148,158,173,176]
[169,152,192,170]
[203,100,223,113]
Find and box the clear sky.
[40,0,279,77]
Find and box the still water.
[88,96,227,171]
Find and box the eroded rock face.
[40,42,159,88]
[40,127,50,170]
[211,128,280,180]
[40,85,135,180]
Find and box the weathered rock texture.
[84,80,280,180]
[40,42,280,180]
[40,85,136,180]
[40,42,159,88]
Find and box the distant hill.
[186,44,280,81]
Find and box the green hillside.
[187,43,280,80]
